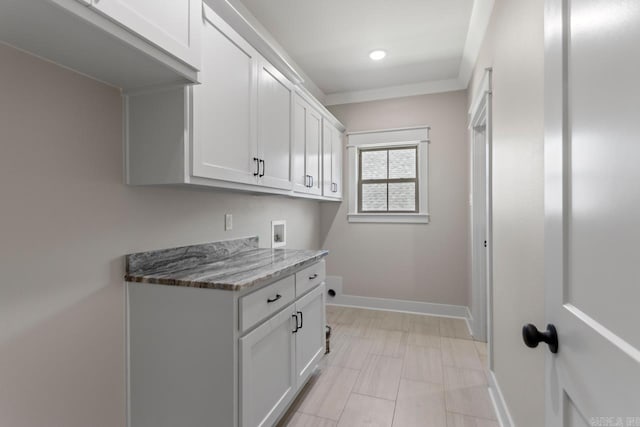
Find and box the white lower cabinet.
[240,306,297,427]
[127,261,327,427]
[294,285,326,387]
[241,283,326,427]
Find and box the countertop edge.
[124,250,328,292]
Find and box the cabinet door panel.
[257,61,293,190]
[240,306,296,427]
[292,95,308,193]
[295,284,326,387]
[192,12,258,184]
[322,121,333,197]
[91,0,200,67]
[305,108,322,195]
[332,128,343,198]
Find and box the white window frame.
[347,126,430,224]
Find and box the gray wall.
[468,0,545,424]
[0,43,320,427]
[321,91,470,306]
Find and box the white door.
[257,60,293,191]
[470,124,488,343]
[294,284,326,388]
[544,1,640,424]
[192,8,258,185]
[240,306,297,427]
[90,0,200,68]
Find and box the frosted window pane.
[389,182,416,211]
[389,149,416,179]
[361,183,387,211]
[361,150,387,180]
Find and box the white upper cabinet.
[322,121,344,199]
[293,94,322,196]
[125,3,345,200]
[257,60,294,191]
[192,9,258,185]
[0,0,200,90]
[90,0,201,68]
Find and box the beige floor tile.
[278,412,338,427]
[402,345,444,384]
[441,338,484,371]
[353,354,403,400]
[369,329,408,358]
[443,367,496,420]
[334,308,360,325]
[443,366,488,390]
[408,314,441,335]
[372,311,412,331]
[337,393,395,427]
[473,341,488,357]
[407,331,442,348]
[392,379,446,427]
[324,336,374,370]
[440,318,472,340]
[446,412,500,427]
[340,316,375,337]
[297,366,360,421]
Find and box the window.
[358,147,418,213]
[347,126,430,224]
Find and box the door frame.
[469,68,493,365]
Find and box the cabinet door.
[322,121,333,197]
[322,123,343,199]
[257,60,293,191]
[331,127,343,199]
[292,94,308,193]
[240,306,297,427]
[295,284,326,388]
[192,9,259,185]
[305,108,323,195]
[90,0,200,68]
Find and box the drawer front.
[240,276,295,333]
[295,260,326,296]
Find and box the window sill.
[347,213,430,224]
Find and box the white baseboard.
[488,370,515,427]
[325,276,469,319]
[465,306,474,336]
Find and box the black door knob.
[522,323,559,354]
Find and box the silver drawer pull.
[267,294,282,303]
[308,273,318,280]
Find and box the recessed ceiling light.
[369,50,386,61]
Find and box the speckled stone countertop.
[124,236,328,291]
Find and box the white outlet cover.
[271,220,286,248]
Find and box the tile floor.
[277,306,498,427]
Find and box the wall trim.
[488,371,515,427]
[324,78,465,106]
[325,276,469,319]
[458,0,495,86]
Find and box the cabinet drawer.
[295,260,325,296]
[240,276,295,333]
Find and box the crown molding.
[458,0,495,86]
[324,78,465,106]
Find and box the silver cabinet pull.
[309,273,318,280]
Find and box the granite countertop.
[124,236,328,291]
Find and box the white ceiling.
[238,0,477,100]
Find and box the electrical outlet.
[225,214,232,231]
